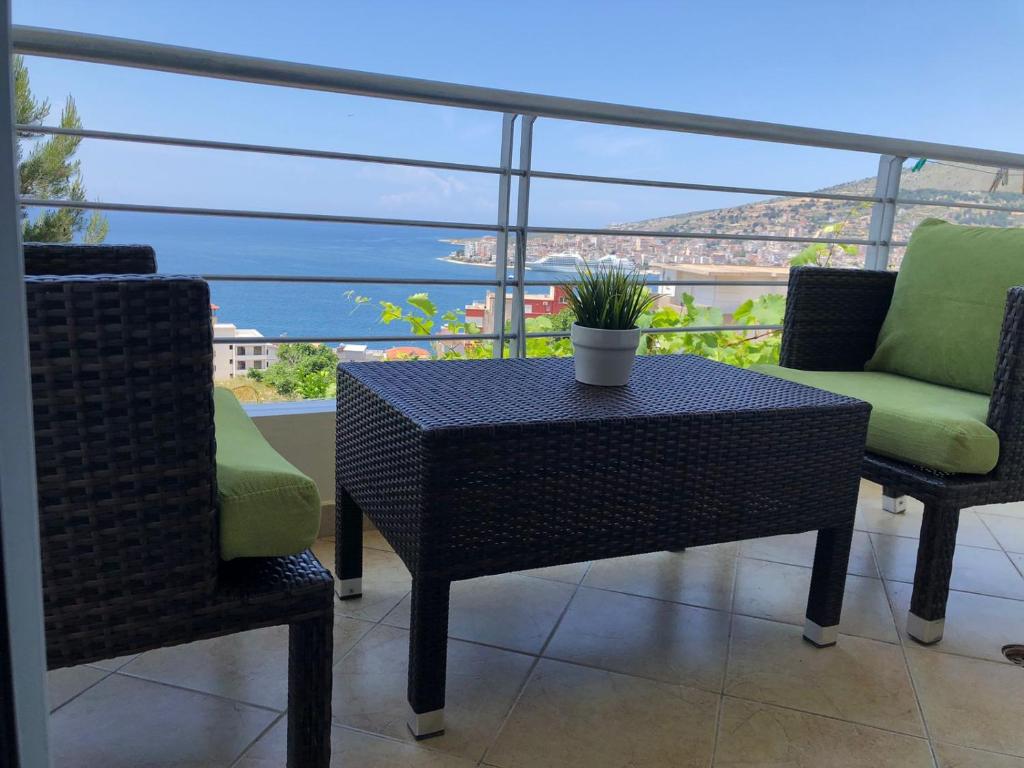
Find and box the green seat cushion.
[865,218,1024,395]
[214,388,321,560]
[751,366,998,475]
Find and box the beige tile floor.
[47,481,1024,767]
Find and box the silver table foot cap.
[907,612,944,645]
[338,578,362,599]
[407,706,444,739]
[803,620,838,648]
[882,494,907,515]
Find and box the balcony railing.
[14,24,1024,359]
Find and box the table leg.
[803,522,854,647]
[407,577,450,739]
[882,486,908,515]
[335,487,363,599]
[907,503,959,645]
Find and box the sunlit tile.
[545,587,729,691]
[487,659,718,768]
[725,615,923,735]
[714,697,933,768]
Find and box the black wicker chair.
[779,265,1024,643]
[23,243,335,767]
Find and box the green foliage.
[635,292,782,367]
[15,55,107,244]
[379,292,437,336]
[339,287,784,369]
[789,202,870,267]
[562,266,657,330]
[258,343,338,399]
[346,290,493,359]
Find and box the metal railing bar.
[525,324,782,339]
[15,124,504,177]
[512,116,536,358]
[895,196,1024,215]
[203,274,501,286]
[15,25,1024,168]
[528,169,883,203]
[520,278,789,287]
[213,333,503,344]
[526,225,878,246]
[19,197,502,232]
[493,113,517,358]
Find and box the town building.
[464,284,572,334]
[335,343,386,363]
[653,263,789,321]
[211,304,278,381]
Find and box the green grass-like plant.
[564,265,657,330]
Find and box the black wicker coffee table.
[335,356,870,738]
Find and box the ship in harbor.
[526,252,638,273]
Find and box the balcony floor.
[46,482,1024,767]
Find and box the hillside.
[614,162,1024,244]
[454,162,1024,268]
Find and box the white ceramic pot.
[570,323,641,386]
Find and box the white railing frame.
[14,24,1024,352]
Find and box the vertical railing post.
[492,113,517,358]
[511,115,536,358]
[864,154,904,271]
[0,0,52,764]
[867,154,909,514]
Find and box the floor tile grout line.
[975,512,1024,578]
[708,548,740,767]
[227,711,287,768]
[857,515,1005,552]
[373,576,907,662]
[975,507,1024,523]
[329,613,379,672]
[47,667,119,716]
[880,574,1024,604]
[477,560,594,767]
[868,527,941,768]
[930,739,1024,763]
[110,668,288,715]
[718,692,935,743]
[329,721,487,764]
[735,550,880,579]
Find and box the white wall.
[246,400,336,508]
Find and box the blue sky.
[14,0,1024,228]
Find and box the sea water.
[105,211,539,349]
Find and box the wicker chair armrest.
[779,266,897,371]
[987,286,1024,483]
[24,243,157,275]
[27,274,219,614]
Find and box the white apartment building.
[211,305,278,381]
[335,343,386,363]
[653,263,789,321]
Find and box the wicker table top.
[337,355,870,581]
[338,355,863,429]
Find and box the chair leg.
[287,614,333,768]
[882,486,907,515]
[907,503,959,645]
[407,577,450,739]
[336,487,363,599]
[803,522,854,647]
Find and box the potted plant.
[565,266,656,386]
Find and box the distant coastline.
[437,255,495,268]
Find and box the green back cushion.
[865,218,1024,395]
[214,388,321,560]
[751,366,997,475]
